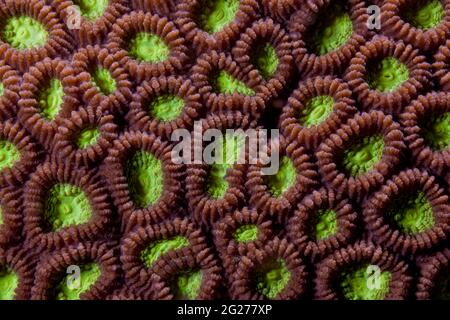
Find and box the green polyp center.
[0,140,20,171]
[129,33,169,63]
[141,236,189,268]
[91,67,116,96]
[206,132,246,199]
[3,16,48,50]
[340,264,391,300]
[313,209,337,241]
[211,70,255,96]
[300,95,334,128]
[422,113,450,151]
[56,263,101,300]
[0,267,18,300]
[264,156,296,198]
[173,270,203,300]
[0,207,3,225]
[252,43,278,80]
[388,192,435,234]
[44,183,92,232]
[76,127,100,149]
[150,95,185,121]
[255,259,290,299]
[198,0,240,34]
[0,83,4,97]
[342,135,385,176]
[404,0,444,30]
[73,0,109,21]
[434,270,450,300]
[310,4,353,55]
[368,57,409,92]
[39,79,64,121]
[125,150,164,208]
[234,224,258,243]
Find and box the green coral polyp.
[91,67,116,96]
[300,95,335,128]
[44,183,93,231]
[310,5,353,55]
[405,0,445,30]
[56,263,101,300]
[0,207,3,225]
[150,95,185,121]
[0,267,18,300]
[0,83,4,97]
[211,70,255,96]
[265,156,296,197]
[3,16,48,50]
[0,140,20,171]
[198,0,240,34]
[129,33,170,63]
[314,209,338,241]
[368,57,409,92]
[252,43,279,79]
[342,135,385,176]
[389,192,435,234]
[341,264,391,300]
[234,224,258,243]
[422,113,450,151]
[39,79,64,121]
[73,0,109,21]
[141,236,189,267]
[76,127,100,149]
[173,270,203,300]
[206,133,245,199]
[255,259,290,299]
[125,151,164,208]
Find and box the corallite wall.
[0,0,449,300]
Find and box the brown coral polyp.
[287,188,358,263]
[400,92,450,176]
[232,19,294,101]
[191,51,265,117]
[261,0,301,23]
[381,0,450,52]
[18,58,80,150]
[72,45,133,115]
[103,131,183,232]
[246,137,318,224]
[229,238,308,300]
[288,0,370,76]
[0,0,73,72]
[0,184,23,245]
[0,60,20,120]
[363,169,450,256]
[344,36,432,115]
[51,0,130,45]
[416,249,450,299]
[53,105,119,168]
[126,76,203,140]
[151,247,223,300]
[433,40,450,91]
[314,241,412,300]
[279,76,357,150]
[107,12,189,83]
[0,119,42,186]
[316,111,406,202]
[31,241,120,300]
[0,245,36,300]
[23,160,113,250]
[213,207,273,276]
[186,112,257,227]
[121,218,208,288]
[175,0,260,54]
